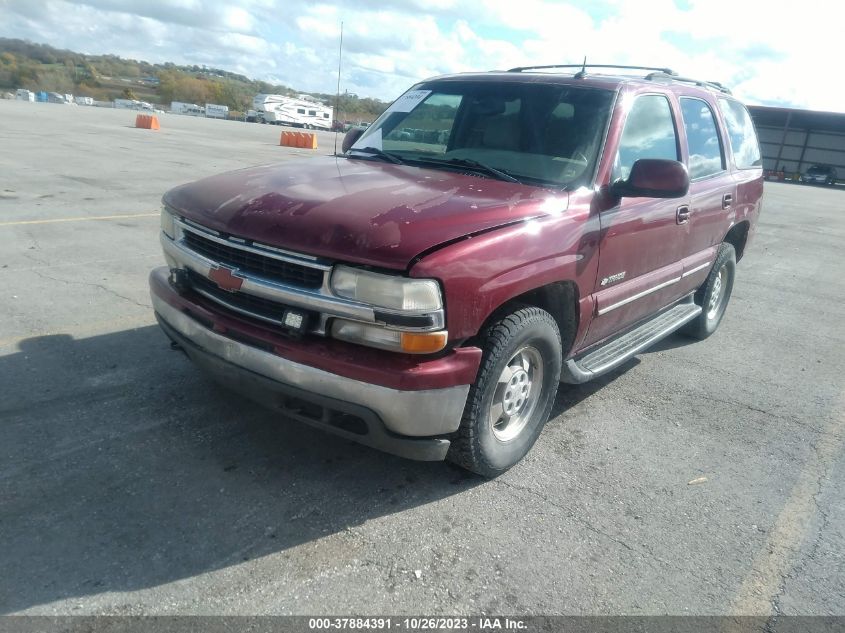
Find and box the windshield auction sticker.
[351,90,431,151]
[385,89,431,114]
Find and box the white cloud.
[1,0,844,110]
[223,7,254,32]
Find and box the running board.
[561,299,702,384]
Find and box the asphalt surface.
[0,100,843,617]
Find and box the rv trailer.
[252,94,333,129]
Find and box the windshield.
[807,165,829,174]
[350,80,614,188]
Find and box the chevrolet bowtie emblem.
[208,265,243,292]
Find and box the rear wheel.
[682,242,736,340]
[447,307,562,477]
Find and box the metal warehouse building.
[749,105,845,180]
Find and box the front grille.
[188,270,317,329]
[182,229,324,289]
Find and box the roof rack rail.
[502,64,732,94]
[507,63,677,75]
[645,72,732,95]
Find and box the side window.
[680,98,725,179]
[718,99,762,169]
[613,95,679,181]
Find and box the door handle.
[676,205,690,224]
[722,193,733,209]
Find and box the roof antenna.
[574,56,587,79]
[333,21,344,156]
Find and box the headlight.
[331,265,442,311]
[160,206,176,239]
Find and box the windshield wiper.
[416,157,522,183]
[347,146,405,165]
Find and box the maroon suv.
[151,65,763,476]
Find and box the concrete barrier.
[280,130,317,149]
[135,114,160,130]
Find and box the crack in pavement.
[764,468,836,624]
[27,268,151,310]
[493,476,637,554]
[492,476,762,599]
[728,395,845,615]
[1,253,160,274]
[688,390,839,438]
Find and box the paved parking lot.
[1,100,843,616]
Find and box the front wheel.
[447,307,562,477]
[682,242,736,340]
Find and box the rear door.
[584,93,690,348]
[676,96,734,295]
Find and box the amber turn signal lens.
[400,331,448,354]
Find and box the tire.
[447,307,562,477]
[681,242,736,340]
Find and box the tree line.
[0,38,388,121]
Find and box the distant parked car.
[801,164,837,186]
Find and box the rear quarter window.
[718,99,762,169]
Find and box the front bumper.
[150,270,477,461]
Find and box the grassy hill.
[0,38,388,122]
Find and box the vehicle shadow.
[639,331,698,354]
[0,326,483,614]
[548,330,697,420]
[550,358,639,420]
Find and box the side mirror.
[611,159,689,199]
[341,127,365,154]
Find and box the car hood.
[163,156,567,270]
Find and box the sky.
[2,0,844,112]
